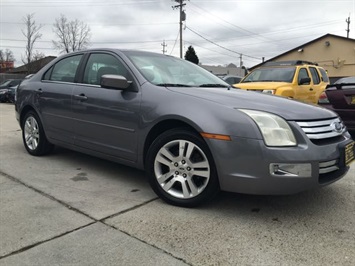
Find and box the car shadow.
[199,185,350,222]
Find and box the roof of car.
[262,60,318,67]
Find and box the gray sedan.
[15,49,355,207]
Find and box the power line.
[1,0,161,7]
[0,38,176,44]
[189,1,274,42]
[170,29,180,55]
[186,26,261,60]
[0,21,177,26]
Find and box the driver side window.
[83,53,130,85]
[298,68,310,84]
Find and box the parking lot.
[0,103,354,265]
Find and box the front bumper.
[208,131,353,195]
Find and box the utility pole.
[239,54,243,67]
[346,16,350,38]
[172,0,187,58]
[161,40,167,54]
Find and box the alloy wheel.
[154,139,210,199]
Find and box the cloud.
[0,0,354,67]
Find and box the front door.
[71,52,141,162]
[295,67,312,102]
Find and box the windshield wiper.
[199,84,229,88]
[156,83,192,87]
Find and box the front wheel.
[146,128,219,207]
[22,111,54,156]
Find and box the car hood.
[168,87,336,120]
[235,82,290,90]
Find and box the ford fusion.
[15,49,355,207]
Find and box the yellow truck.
[235,61,329,104]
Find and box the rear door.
[38,54,84,144]
[308,67,322,103]
[71,52,141,162]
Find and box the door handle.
[309,88,313,91]
[73,94,88,101]
[36,88,43,94]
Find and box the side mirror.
[299,77,311,85]
[101,74,136,91]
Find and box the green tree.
[184,45,199,64]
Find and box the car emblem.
[331,121,343,133]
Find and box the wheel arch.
[19,105,37,129]
[278,87,295,98]
[143,119,200,166]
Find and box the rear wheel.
[146,128,219,207]
[22,111,54,156]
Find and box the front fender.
[140,85,263,140]
[276,86,295,98]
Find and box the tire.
[146,128,220,207]
[22,111,54,156]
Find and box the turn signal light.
[200,132,231,141]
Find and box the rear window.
[43,55,83,83]
[319,68,329,83]
[309,67,320,84]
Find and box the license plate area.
[344,141,355,166]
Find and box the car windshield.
[125,52,229,88]
[0,80,12,86]
[242,67,296,83]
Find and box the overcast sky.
[1,0,354,68]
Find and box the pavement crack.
[0,171,98,221]
[0,171,187,264]
[0,222,96,260]
[100,197,159,222]
[97,198,192,266]
[102,223,192,266]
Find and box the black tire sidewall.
[22,111,52,156]
[146,128,220,207]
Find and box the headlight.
[262,89,275,94]
[239,109,297,146]
[0,90,7,94]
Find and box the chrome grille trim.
[296,118,345,139]
[319,160,339,174]
[319,160,337,168]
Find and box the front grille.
[296,118,345,143]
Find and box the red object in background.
[0,61,15,73]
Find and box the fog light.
[270,163,312,177]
